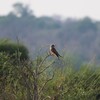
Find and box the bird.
[49,44,62,59]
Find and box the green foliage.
[1,2,100,99]
[0,41,29,61]
[0,53,100,100]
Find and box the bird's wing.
[51,47,60,57]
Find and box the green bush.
[0,52,100,100]
[0,42,29,61]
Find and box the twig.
[25,64,35,79]
[38,54,50,68]
[38,60,55,75]
[39,71,55,95]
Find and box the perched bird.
[49,44,62,59]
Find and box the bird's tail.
[58,55,63,60]
[59,54,63,58]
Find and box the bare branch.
[25,64,35,79]
[38,54,50,68]
[38,60,55,75]
[39,71,55,95]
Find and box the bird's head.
[50,44,55,48]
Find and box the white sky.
[0,0,100,20]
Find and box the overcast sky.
[0,0,100,20]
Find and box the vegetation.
[0,40,29,60]
[0,2,100,100]
[0,50,100,100]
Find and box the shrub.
[0,42,29,61]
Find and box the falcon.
[49,44,62,58]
